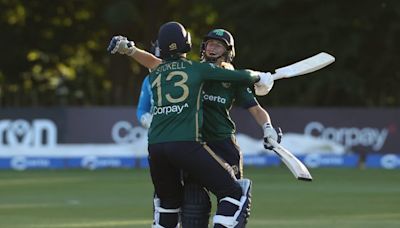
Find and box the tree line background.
[0,0,399,107]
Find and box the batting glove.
[140,112,153,129]
[254,72,274,96]
[263,123,282,150]
[107,36,137,56]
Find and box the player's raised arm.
[107,36,162,70]
[199,62,274,95]
[132,48,162,70]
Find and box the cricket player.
[136,42,160,129]
[108,27,282,227]
[185,29,282,227]
[137,75,153,128]
[109,21,276,228]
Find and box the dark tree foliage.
[0,0,399,107]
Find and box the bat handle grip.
[267,137,279,148]
[272,72,286,81]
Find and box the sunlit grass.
[0,168,399,228]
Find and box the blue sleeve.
[136,76,152,122]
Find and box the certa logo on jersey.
[203,94,226,104]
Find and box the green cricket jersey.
[202,81,257,142]
[147,58,259,144]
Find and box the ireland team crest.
[222,82,231,88]
[213,29,225,36]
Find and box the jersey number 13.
[151,71,189,106]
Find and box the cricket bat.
[272,52,335,80]
[267,138,313,181]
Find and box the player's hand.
[107,36,137,56]
[140,112,153,129]
[221,62,234,70]
[263,123,282,150]
[254,72,274,96]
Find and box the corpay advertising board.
[0,107,399,170]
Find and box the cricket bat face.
[268,138,313,181]
[272,52,335,80]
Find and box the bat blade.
[267,138,313,181]
[273,52,335,80]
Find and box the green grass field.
[1,168,399,228]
